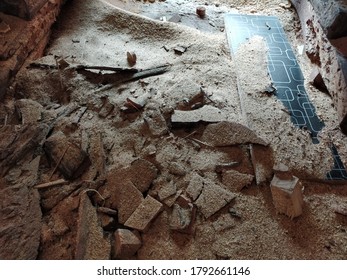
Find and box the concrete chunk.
[124,195,163,232]
[114,229,142,259]
[270,174,304,219]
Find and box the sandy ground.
[3,0,347,259]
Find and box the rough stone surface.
[270,174,304,219]
[75,194,111,260]
[186,173,204,201]
[114,229,142,259]
[221,170,254,192]
[44,131,91,179]
[124,195,163,232]
[128,159,158,193]
[201,121,268,147]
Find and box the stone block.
[124,195,163,232]
[114,229,142,259]
[270,174,304,219]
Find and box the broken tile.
[201,121,268,147]
[212,214,236,232]
[158,180,177,201]
[75,194,111,259]
[195,178,236,219]
[128,159,158,193]
[44,131,91,179]
[114,229,142,259]
[124,195,163,232]
[270,174,304,219]
[222,170,254,192]
[171,105,228,123]
[163,189,183,207]
[116,180,144,224]
[186,173,204,201]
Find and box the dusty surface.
[1,0,347,260]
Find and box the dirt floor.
[1,0,347,260]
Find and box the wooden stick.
[34,179,68,189]
[49,146,69,180]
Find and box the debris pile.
[1,0,347,260]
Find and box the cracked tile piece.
[124,195,163,232]
[195,178,236,219]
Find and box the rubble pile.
[1,0,347,260]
